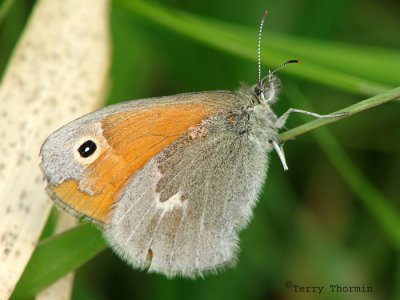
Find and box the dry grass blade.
[0,0,110,298]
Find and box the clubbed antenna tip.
[271,60,301,74]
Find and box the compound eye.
[78,140,97,158]
[263,90,271,102]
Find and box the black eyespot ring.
[78,140,97,158]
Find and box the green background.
[2,0,399,299]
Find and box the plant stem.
[279,86,400,142]
[285,84,400,251]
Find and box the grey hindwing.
[104,109,270,278]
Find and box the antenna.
[258,11,268,85]
[271,59,301,74]
[258,12,301,84]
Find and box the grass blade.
[285,84,400,250]
[11,224,106,299]
[115,0,397,96]
[279,86,400,142]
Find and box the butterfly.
[40,11,343,278]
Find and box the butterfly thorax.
[233,75,281,149]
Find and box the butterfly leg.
[276,108,347,129]
[273,109,347,170]
[269,139,289,171]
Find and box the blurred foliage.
[2,0,400,299]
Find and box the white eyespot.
[73,135,103,165]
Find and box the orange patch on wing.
[51,179,114,223]
[51,102,214,223]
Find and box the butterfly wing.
[40,91,229,225]
[105,96,270,278]
[41,89,273,278]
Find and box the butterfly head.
[252,72,281,105]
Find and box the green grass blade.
[0,0,15,25]
[279,86,400,142]
[11,224,106,299]
[286,84,400,250]
[265,33,400,87]
[115,0,397,96]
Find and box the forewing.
[41,92,227,224]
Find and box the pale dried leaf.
[0,0,110,298]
